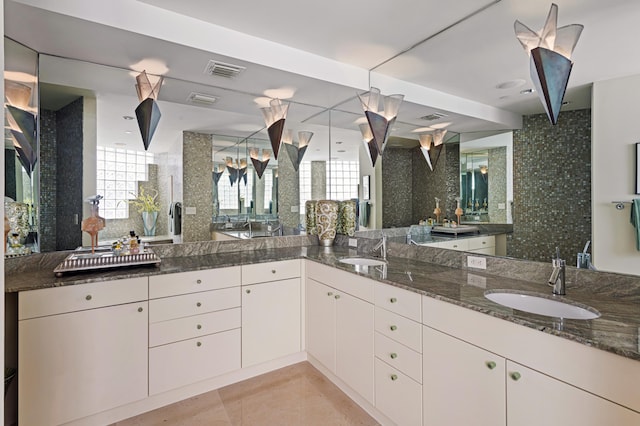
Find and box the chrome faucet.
[548,247,566,295]
[373,233,387,260]
[243,219,252,238]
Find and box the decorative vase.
[338,200,357,236]
[142,211,158,236]
[316,200,338,247]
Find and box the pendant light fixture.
[283,130,313,172]
[359,123,379,167]
[250,148,271,179]
[357,87,403,158]
[134,70,163,150]
[419,129,447,171]
[260,98,289,159]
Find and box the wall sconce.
[239,158,248,185]
[261,98,289,159]
[359,123,379,167]
[419,129,447,171]
[283,130,313,172]
[479,165,488,182]
[515,3,583,125]
[250,148,271,179]
[225,157,239,186]
[5,80,37,175]
[134,70,163,150]
[213,164,224,185]
[357,87,403,158]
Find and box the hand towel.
[631,199,640,251]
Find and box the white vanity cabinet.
[306,261,375,404]
[241,259,301,367]
[18,277,149,426]
[424,235,496,255]
[148,266,242,395]
[422,295,640,425]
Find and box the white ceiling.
[5,0,640,161]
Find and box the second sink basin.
[339,257,386,267]
[484,291,600,320]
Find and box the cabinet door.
[242,278,301,367]
[19,301,148,426]
[423,326,505,426]
[507,361,640,426]
[306,278,336,372]
[336,291,374,405]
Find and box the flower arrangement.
[127,187,160,213]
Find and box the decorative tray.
[431,225,479,235]
[54,246,161,277]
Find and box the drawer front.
[306,260,374,302]
[375,307,422,353]
[375,332,422,383]
[374,358,422,426]
[467,235,495,251]
[375,282,421,322]
[149,266,241,298]
[242,259,300,285]
[19,277,148,320]
[437,238,468,251]
[149,286,240,323]
[149,307,241,347]
[149,328,241,395]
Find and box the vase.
[142,211,158,236]
[316,200,338,247]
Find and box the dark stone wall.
[510,109,591,262]
[39,108,57,252]
[55,98,83,251]
[5,149,16,200]
[382,148,413,227]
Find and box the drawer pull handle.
[272,269,277,274]
[390,374,398,381]
[485,361,497,370]
[335,294,341,300]
[138,307,143,313]
[390,353,398,359]
[327,292,334,297]
[510,372,522,381]
[196,302,202,307]
[196,279,202,284]
[390,297,397,303]
[246,289,251,294]
[390,325,397,331]
[197,341,202,347]
[482,241,486,245]
[197,324,202,330]
[85,295,92,301]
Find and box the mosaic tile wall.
[311,161,326,200]
[278,147,300,231]
[488,146,507,223]
[39,109,57,252]
[182,131,213,242]
[5,149,16,200]
[382,148,414,227]
[510,109,591,262]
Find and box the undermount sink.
[484,291,600,320]
[339,257,386,267]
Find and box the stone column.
[311,161,326,200]
[277,152,300,232]
[182,131,213,242]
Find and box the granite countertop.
[5,245,639,362]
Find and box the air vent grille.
[420,112,448,121]
[204,60,246,78]
[187,92,217,105]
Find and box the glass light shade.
[432,129,447,146]
[281,129,294,145]
[298,131,313,148]
[135,70,163,101]
[419,134,433,150]
[383,94,404,120]
[5,80,32,109]
[357,87,381,114]
[359,123,373,142]
[261,98,289,127]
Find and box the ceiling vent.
[420,112,448,121]
[204,60,246,78]
[187,92,218,106]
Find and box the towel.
[632,199,640,251]
[169,202,182,235]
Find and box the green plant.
[127,187,160,213]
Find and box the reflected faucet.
[373,233,387,261]
[548,247,566,295]
[243,218,252,238]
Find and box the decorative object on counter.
[53,245,161,277]
[316,200,339,246]
[249,148,271,178]
[261,98,289,159]
[433,197,442,224]
[455,197,463,225]
[514,3,583,125]
[338,200,357,237]
[357,87,404,162]
[305,200,318,235]
[126,187,160,236]
[134,70,163,150]
[283,130,313,171]
[359,123,379,167]
[81,195,106,253]
[4,199,30,246]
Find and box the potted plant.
[128,187,160,236]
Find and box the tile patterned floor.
[113,362,379,426]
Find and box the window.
[299,161,312,214]
[328,160,359,200]
[96,147,154,219]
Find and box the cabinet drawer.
[149,328,241,395]
[437,238,468,251]
[149,266,241,298]
[375,307,422,353]
[149,286,240,323]
[375,332,422,383]
[375,282,421,322]
[374,358,422,426]
[467,235,495,251]
[19,277,148,320]
[150,307,241,347]
[242,259,300,285]
[306,260,374,302]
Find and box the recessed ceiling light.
[123,115,135,120]
[337,150,346,153]
[519,88,535,95]
[496,79,526,89]
[124,130,132,134]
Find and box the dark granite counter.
[5,242,639,362]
